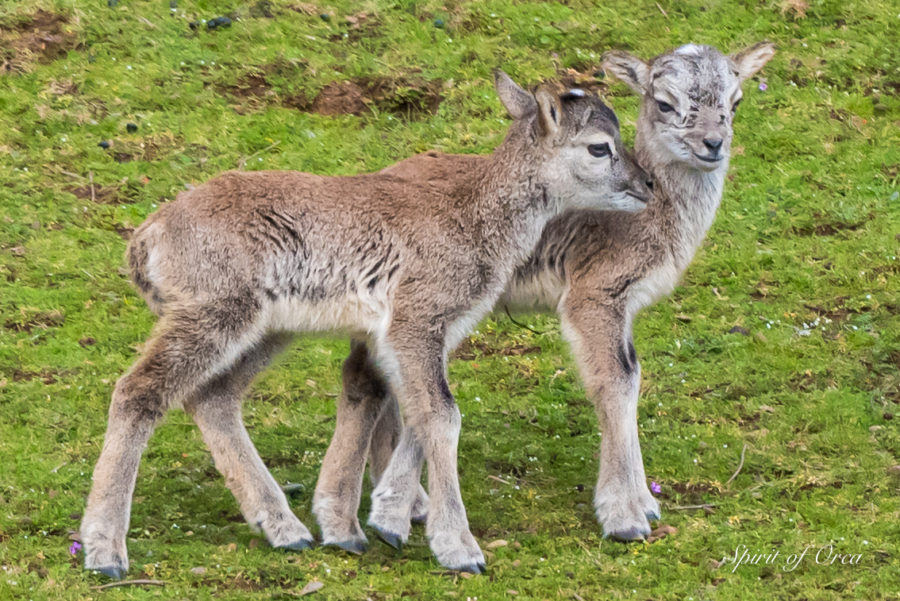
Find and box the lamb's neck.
[462,144,557,271]
[637,142,727,272]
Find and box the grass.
[0,0,898,599]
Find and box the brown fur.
[79,72,650,577]
[319,42,775,547]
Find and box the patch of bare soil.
[300,76,444,117]
[454,338,541,360]
[791,212,872,237]
[3,308,64,333]
[69,184,120,205]
[222,64,443,118]
[1,10,78,74]
[10,368,69,384]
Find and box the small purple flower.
[758,82,768,92]
[68,541,82,556]
[650,481,662,495]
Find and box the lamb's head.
[494,70,651,213]
[602,42,775,172]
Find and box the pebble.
[486,539,508,550]
[207,16,232,29]
[98,140,111,149]
[190,567,207,575]
[320,13,331,21]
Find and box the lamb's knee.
[110,371,166,424]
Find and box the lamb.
[79,71,651,577]
[313,42,775,549]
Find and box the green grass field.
[1,0,898,599]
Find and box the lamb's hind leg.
[185,332,315,552]
[81,296,262,578]
[313,339,391,554]
[560,297,659,541]
[368,397,429,524]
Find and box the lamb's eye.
[587,143,611,158]
[731,98,742,112]
[657,101,675,113]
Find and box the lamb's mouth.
[693,152,722,163]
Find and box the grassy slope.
[0,0,898,599]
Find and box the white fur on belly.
[264,292,387,335]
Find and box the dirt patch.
[4,308,64,333]
[329,11,382,43]
[791,212,872,237]
[222,66,443,118]
[666,481,722,504]
[454,338,540,360]
[69,184,120,205]
[803,297,856,322]
[1,10,78,74]
[290,76,444,118]
[227,72,273,100]
[10,368,67,384]
[301,80,368,115]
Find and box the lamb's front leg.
[372,331,485,573]
[560,297,659,541]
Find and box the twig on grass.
[237,140,281,170]
[91,579,165,591]
[88,170,95,203]
[656,2,669,18]
[726,443,748,486]
[669,503,717,511]
[487,474,512,486]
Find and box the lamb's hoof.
[328,539,367,555]
[595,485,658,542]
[602,524,650,542]
[457,561,486,575]
[372,526,404,550]
[95,566,125,580]
[278,538,315,551]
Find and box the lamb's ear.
[534,88,562,138]
[494,69,536,119]
[731,41,776,82]
[602,50,649,94]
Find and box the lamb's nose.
[703,138,723,153]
